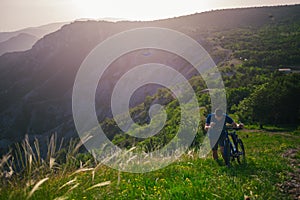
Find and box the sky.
[1,0,300,31]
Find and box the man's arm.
[226,115,237,128]
[204,114,212,131]
[231,121,238,128]
[204,123,211,131]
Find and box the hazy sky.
[1,0,300,31]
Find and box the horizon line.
[1,3,299,32]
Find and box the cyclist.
[204,108,238,161]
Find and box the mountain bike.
[223,126,245,167]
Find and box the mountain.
[0,20,126,57]
[0,22,68,55]
[0,22,68,43]
[0,5,299,152]
[0,33,38,56]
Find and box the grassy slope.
[1,130,299,200]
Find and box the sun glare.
[1,0,300,31]
[71,0,215,21]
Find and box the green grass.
[0,130,299,200]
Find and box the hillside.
[0,22,67,43]
[0,5,299,153]
[0,4,300,199]
[0,129,299,199]
[0,33,38,56]
[0,22,68,55]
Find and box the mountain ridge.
[0,33,38,56]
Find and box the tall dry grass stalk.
[53,197,68,200]
[85,181,111,191]
[67,183,80,193]
[59,177,77,190]
[0,152,14,180]
[0,153,11,169]
[0,132,91,186]
[47,134,57,163]
[70,168,94,176]
[27,177,49,199]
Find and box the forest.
[100,20,300,150]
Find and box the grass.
[0,130,299,200]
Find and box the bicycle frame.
[223,127,245,166]
[225,130,239,158]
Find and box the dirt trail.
[242,129,300,199]
[278,148,300,200]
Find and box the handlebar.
[205,122,244,132]
[225,126,243,131]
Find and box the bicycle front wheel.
[237,139,245,164]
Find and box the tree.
[236,74,300,126]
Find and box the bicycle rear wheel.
[223,139,231,167]
[237,139,245,164]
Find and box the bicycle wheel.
[223,139,231,166]
[237,139,245,164]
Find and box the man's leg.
[219,132,226,161]
[220,146,225,160]
[210,139,219,160]
[212,150,218,160]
